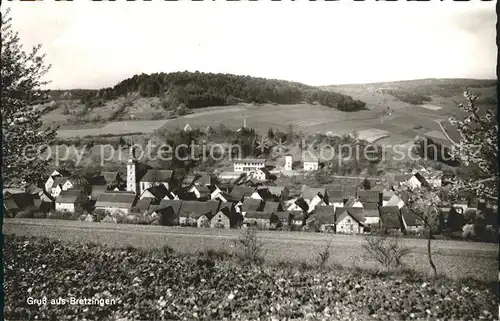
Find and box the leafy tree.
[362,178,371,190]
[393,184,442,278]
[449,90,498,203]
[1,10,58,186]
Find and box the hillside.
[323,78,497,107]
[49,71,367,111]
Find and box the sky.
[6,1,497,89]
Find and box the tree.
[449,90,498,202]
[1,10,58,187]
[362,178,371,190]
[393,184,442,278]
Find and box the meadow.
[5,218,498,282]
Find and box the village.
[3,145,486,237]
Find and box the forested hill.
[50,71,367,112]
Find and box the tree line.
[62,71,367,112]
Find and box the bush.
[316,241,332,269]
[47,210,79,220]
[462,224,476,241]
[233,228,266,265]
[362,235,413,271]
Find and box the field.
[43,79,496,150]
[56,120,168,138]
[5,219,499,282]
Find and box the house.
[267,186,289,201]
[228,186,256,201]
[3,190,35,217]
[385,194,405,209]
[284,155,293,171]
[241,198,265,214]
[302,153,319,171]
[182,175,197,187]
[251,167,272,182]
[270,211,290,230]
[139,170,173,195]
[152,199,184,225]
[335,207,365,234]
[49,177,74,198]
[211,207,242,229]
[94,191,137,215]
[55,190,87,213]
[301,186,328,212]
[90,171,123,189]
[233,158,266,173]
[140,184,178,202]
[382,189,394,206]
[357,190,383,207]
[131,198,152,214]
[379,206,404,232]
[194,173,219,187]
[178,201,213,226]
[400,207,423,232]
[243,211,272,229]
[311,206,336,232]
[183,185,211,201]
[263,201,284,214]
[44,169,71,193]
[362,202,380,228]
[344,196,363,208]
[393,172,429,189]
[324,189,344,209]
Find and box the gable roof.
[155,199,183,214]
[195,173,218,186]
[242,198,264,212]
[394,174,413,183]
[95,191,137,209]
[357,190,382,203]
[102,171,120,183]
[362,202,380,217]
[383,189,394,201]
[312,206,335,225]
[244,211,272,220]
[179,201,213,219]
[301,186,326,201]
[335,207,365,225]
[56,190,85,203]
[379,206,402,229]
[143,184,175,200]
[182,175,197,186]
[344,196,358,208]
[326,189,344,202]
[263,201,283,214]
[345,207,366,223]
[229,186,256,200]
[3,192,34,210]
[267,186,287,196]
[133,198,152,211]
[140,170,173,183]
[400,208,422,227]
[52,176,70,188]
[294,197,309,212]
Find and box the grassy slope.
[5,219,499,282]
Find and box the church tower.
[127,146,137,194]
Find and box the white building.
[284,155,293,171]
[233,158,266,173]
[302,153,319,171]
[55,190,87,213]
